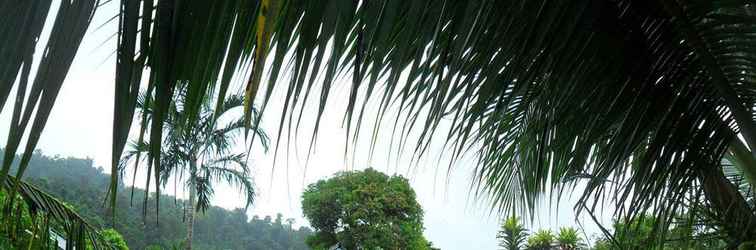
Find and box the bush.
[526,229,554,250]
[101,229,129,250]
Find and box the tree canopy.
[301,168,432,250]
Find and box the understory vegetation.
[497,215,740,250]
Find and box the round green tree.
[301,168,431,250]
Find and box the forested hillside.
[3,149,311,249]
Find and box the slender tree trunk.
[699,166,756,246]
[185,174,196,250]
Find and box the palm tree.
[497,216,528,250]
[120,84,269,250]
[3,1,756,247]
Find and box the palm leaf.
[203,164,255,211]
[2,0,754,245]
[0,0,98,193]
[102,0,756,240]
[2,176,112,250]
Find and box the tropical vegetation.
[3,149,312,249]
[497,216,528,250]
[120,83,268,249]
[0,176,112,250]
[591,214,730,250]
[2,0,756,249]
[526,230,555,250]
[555,227,582,250]
[301,168,434,250]
[500,213,736,249]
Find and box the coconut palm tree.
[2,0,756,247]
[120,84,269,250]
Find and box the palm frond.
[214,95,245,119]
[1,0,753,246]
[206,153,247,170]
[2,177,112,249]
[100,0,756,242]
[203,165,255,210]
[1,0,97,192]
[192,175,214,213]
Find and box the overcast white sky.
[1,2,612,249]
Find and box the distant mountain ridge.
[2,149,311,250]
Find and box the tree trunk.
[185,175,196,250]
[699,165,756,245]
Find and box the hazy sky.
[1,2,612,249]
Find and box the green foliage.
[497,216,528,250]
[301,168,431,250]
[526,230,554,250]
[591,239,612,250]
[0,175,112,250]
[96,4,756,246]
[0,234,14,250]
[101,229,129,250]
[739,242,756,250]
[6,149,311,250]
[122,85,269,249]
[591,216,663,250]
[4,1,756,249]
[0,0,97,194]
[589,214,729,250]
[556,227,582,250]
[123,86,267,213]
[607,215,663,249]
